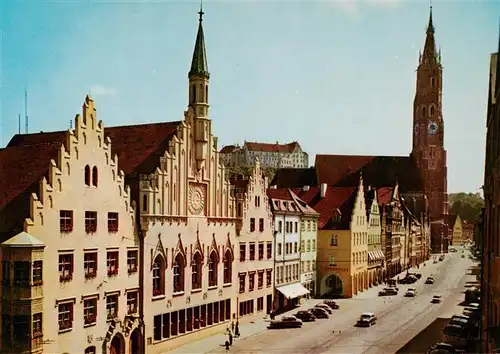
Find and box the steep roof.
[364,189,376,218]
[290,186,357,230]
[220,145,239,154]
[315,155,423,192]
[271,168,317,188]
[1,231,45,248]
[266,188,318,217]
[0,142,63,209]
[377,187,394,205]
[189,8,209,79]
[245,141,301,154]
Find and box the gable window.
[223,250,232,284]
[107,212,119,233]
[239,273,246,293]
[59,254,74,283]
[330,235,338,246]
[307,240,311,252]
[430,105,435,116]
[294,222,298,233]
[312,240,316,251]
[301,221,305,231]
[58,302,74,331]
[106,294,118,320]
[249,243,255,261]
[250,218,255,232]
[152,255,165,296]
[92,166,98,187]
[258,243,264,260]
[259,218,264,232]
[84,165,91,186]
[83,297,97,325]
[239,244,246,262]
[278,221,282,233]
[127,291,138,314]
[430,77,436,88]
[307,221,311,231]
[13,261,30,286]
[84,252,98,279]
[60,210,73,233]
[106,251,119,276]
[85,211,97,233]
[173,253,185,293]
[208,251,218,287]
[33,260,43,285]
[192,252,203,290]
[127,250,138,274]
[313,221,317,231]
[266,242,272,259]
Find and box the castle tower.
[189,5,211,170]
[411,6,449,252]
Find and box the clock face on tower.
[428,121,438,135]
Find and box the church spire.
[189,3,209,79]
[421,5,439,66]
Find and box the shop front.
[275,282,310,312]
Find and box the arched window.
[223,250,232,284]
[429,106,435,116]
[152,255,165,296]
[208,251,218,287]
[205,85,208,103]
[421,106,426,117]
[92,166,98,187]
[191,85,197,104]
[84,165,91,186]
[173,254,185,293]
[192,252,202,290]
[142,195,148,212]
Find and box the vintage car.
[269,316,303,329]
[357,312,377,327]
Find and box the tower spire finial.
[199,0,204,22]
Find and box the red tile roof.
[271,168,317,188]
[290,186,357,230]
[377,187,394,205]
[315,154,423,192]
[104,122,181,174]
[245,141,301,153]
[220,145,239,154]
[0,142,63,209]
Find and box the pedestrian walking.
[270,311,275,321]
[229,332,233,346]
[225,341,230,351]
[235,323,240,338]
[231,321,235,332]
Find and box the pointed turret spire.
[189,2,209,79]
[421,4,438,66]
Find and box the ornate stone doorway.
[110,333,125,354]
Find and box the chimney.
[320,183,327,198]
[303,185,310,192]
[270,185,277,189]
[367,185,371,191]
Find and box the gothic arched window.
[421,106,427,118]
[191,85,197,104]
[208,251,218,287]
[192,252,202,290]
[223,250,233,284]
[84,165,91,186]
[92,166,98,187]
[429,105,435,116]
[205,85,208,103]
[173,254,185,293]
[152,255,165,296]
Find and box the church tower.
[189,5,211,171]
[411,6,449,252]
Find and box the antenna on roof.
[24,88,28,134]
[18,113,21,134]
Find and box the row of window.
[238,269,272,293]
[300,260,316,273]
[60,210,119,234]
[300,239,316,253]
[276,241,298,256]
[239,242,272,262]
[152,249,233,297]
[84,165,98,187]
[0,290,138,342]
[276,220,298,234]
[153,299,230,342]
[249,218,265,232]
[301,220,317,232]
[275,263,299,284]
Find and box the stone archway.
[110,333,125,354]
[129,328,141,354]
[324,274,344,298]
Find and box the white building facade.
[267,189,310,312]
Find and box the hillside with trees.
[225,166,277,182]
[448,192,484,223]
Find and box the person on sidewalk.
[235,323,240,338]
[231,321,235,333]
[225,341,230,351]
[270,311,275,321]
[229,332,233,346]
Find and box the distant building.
[365,188,385,284]
[448,214,463,245]
[220,141,309,169]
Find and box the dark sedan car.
[294,310,316,322]
[323,300,340,309]
[309,307,329,319]
[269,316,303,329]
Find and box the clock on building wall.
[428,121,438,135]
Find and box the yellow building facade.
[0,97,140,354]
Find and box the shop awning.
[368,250,385,261]
[276,283,310,299]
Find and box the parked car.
[405,288,417,297]
[425,277,435,284]
[443,324,468,349]
[439,255,445,261]
[314,303,333,314]
[323,300,340,309]
[357,312,377,327]
[431,295,442,303]
[309,307,329,319]
[269,316,303,329]
[293,310,316,322]
[379,287,398,296]
[427,342,458,354]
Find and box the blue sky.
[0,0,498,193]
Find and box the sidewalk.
[167,298,320,354]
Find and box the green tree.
[448,192,484,223]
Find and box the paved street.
[204,249,474,354]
